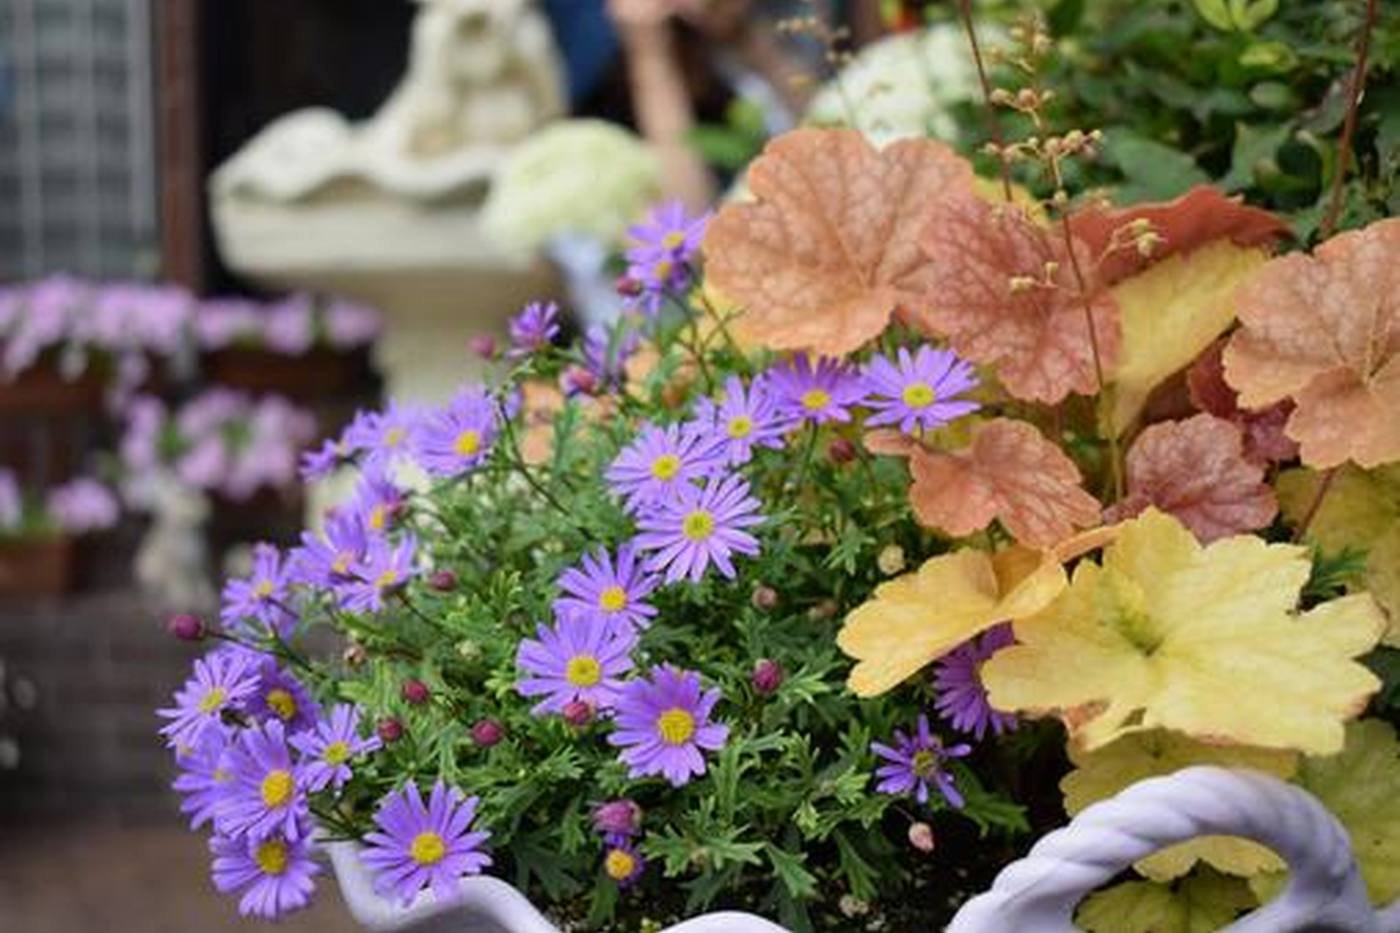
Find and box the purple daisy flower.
[340,533,417,614]
[605,422,727,513]
[516,613,636,715]
[553,545,659,632]
[218,719,310,841]
[220,542,297,639]
[933,624,1018,740]
[210,830,320,919]
[173,727,234,830]
[623,201,709,315]
[361,781,493,906]
[299,437,349,481]
[692,375,791,465]
[766,354,867,426]
[351,466,406,536]
[871,714,972,809]
[290,509,370,592]
[245,660,321,735]
[344,402,421,470]
[602,839,646,887]
[413,386,497,478]
[158,650,260,750]
[862,346,981,435]
[507,301,561,358]
[290,704,381,792]
[581,322,640,392]
[609,665,728,787]
[632,474,763,584]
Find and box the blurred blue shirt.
[542,0,619,107]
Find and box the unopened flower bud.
[877,544,906,576]
[377,717,404,744]
[560,365,598,397]
[562,699,594,727]
[616,276,643,298]
[751,659,784,695]
[827,437,856,464]
[471,718,505,747]
[592,799,643,836]
[343,643,368,667]
[469,334,497,360]
[808,598,838,621]
[428,568,458,592]
[839,895,870,918]
[167,613,204,641]
[908,821,935,853]
[401,678,431,706]
[751,585,779,611]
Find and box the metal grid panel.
[0,0,157,281]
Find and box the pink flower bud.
[908,821,935,853]
[428,569,458,592]
[469,334,498,359]
[562,699,594,727]
[401,679,431,706]
[377,717,404,744]
[751,659,784,695]
[167,613,204,641]
[470,718,505,747]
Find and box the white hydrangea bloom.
[805,23,990,147]
[483,119,663,253]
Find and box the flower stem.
[956,0,1014,202]
[1293,466,1339,543]
[1319,0,1379,241]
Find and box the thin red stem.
[1319,0,1378,240]
[956,0,1014,202]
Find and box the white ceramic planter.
[329,766,1400,932]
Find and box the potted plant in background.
[156,6,1399,932]
[0,469,120,597]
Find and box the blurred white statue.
[134,471,213,611]
[213,0,565,205]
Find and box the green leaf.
[765,843,819,900]
[1191,0,1235,31]
[1229,0,1278,31]
[1221,122,1292,192]
[1101,129,1211,202]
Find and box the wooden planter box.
[202,347,374,400]
[0,536,75,598]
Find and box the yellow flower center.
[726,415,753,439]
[197,687,227,715]
[369,505,388,531]
[650,453,681,480]
[598,585,628,612]
[253,579,275,599]
[901,381,936,409]
[385,427,405,448]
[410,831,447,866]
[653,259,674,281]
[375,569,399,590]
[911,749,938,778]
[800,388,830,411]
[565,654,603,687]
[332,552,352,575]
[260,769,295,808]
[255,840,289,876]
[681,509,715,541]
[656,708,696,746]
[604,848,637,881]
[661,231,686,250]
[213,767,231,784]
[322,741,351,766]
[265,688,297,722]
[453,429,482,457]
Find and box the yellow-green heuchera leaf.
[1079,868,1257,933]
[982,508,1386,754]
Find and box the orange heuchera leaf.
[916,188,1121,404]
[1105,414,1277,543]
[1070,186,1290,286]
[1223,217,1400,469]
[702,128,972,356]
[868,419,1101,548]
[1187,340,1297,465]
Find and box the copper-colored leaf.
[916,188,1121,404]
[1105,414,1277,543]
[1223,218,1400,469]
[872,418,1101,548]
[1070,186,1291,286]
[702,128,972,356]
[1187,340,1297,465]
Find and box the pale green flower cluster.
[483,119,663,253]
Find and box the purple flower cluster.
[0,468,22,533]
[45,477,120,535]
[622,201,710,315]
[161,646,399,919]
[120,389,317,503]
[593,799,645,886]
